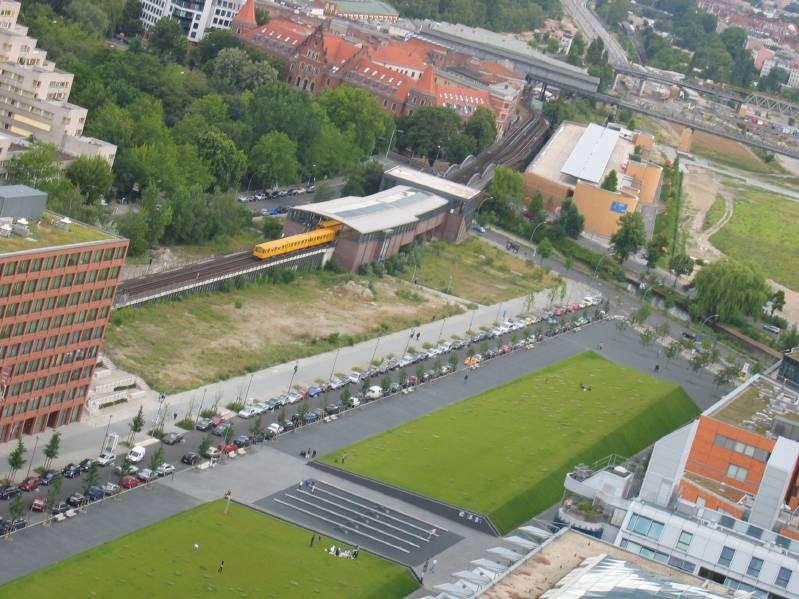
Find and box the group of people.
[326,545,359,559]
[299,479,317,493]
[301,448,318,459]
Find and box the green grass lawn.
[397,237,560,305]
[323,352,698,534]
[703,194,726,231]
[711,186,799,290]
[0,501,418,598]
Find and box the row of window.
[719,545,792,588]
[0,266,120,298]
[3,363,94,403]
[7,344,98,377]
[0,290,114,339]
[0,314,105,358]
[715,434,770,462]
[0,246,124,277]
[1,289,113,319]
[1,385,88,420]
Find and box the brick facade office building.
[0,186,128,441]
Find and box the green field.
[323,352,698,533]
[703,194,726,231]
[0,501,418,598]
[711,186,799,290]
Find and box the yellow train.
[251,222,339,260]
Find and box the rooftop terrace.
[709,375,799,434]
[0,211,117,256]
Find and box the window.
[714,434,769,461]
[627,514,665,540]
[747,557,763,578]
[726,464,749,482]
[676,531,693,551]
[776,567,792,588]
[718,546,735,567]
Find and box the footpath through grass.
[0,501,418,599]
[711,185,799,290]
[323,352,698,534]
[397,237,560,305]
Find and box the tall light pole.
[25,435,39,478]
[195,389,207,427]
[593,252,611,279]
[434,144,442,165]
[529,222,547,256]
[370,337,381,365]
[243,374,255,404]
[99,414,112,455]
[468,310,476,333]
[329,348,341,381]
[438,318,447,342]
[385,128,403,159]
[286,361,299,395]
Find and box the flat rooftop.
[708,375,799,434]
[333,0,399,16]
[480,530,733,598]
[293,186,448,234]
[0,211,118,256]
[525,122,634,189]
[383,165,481,201]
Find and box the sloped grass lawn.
[323,352,698,534]
[0,501,418,598]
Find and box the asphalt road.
[561,0,629,66]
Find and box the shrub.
[226,401,245,412]
[176,418,195,430]
[199,408,217,418]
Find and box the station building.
[523,122,661,238]
[0,186,128,441]
[284,170,479,271]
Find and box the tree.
[119,0,143,37]
[47,477,63,508]
[83,461,100,493]
[360,378,370,397]
[7,438,25,482]
[341,161,384,197]
[262,217,283,241]
[538,236,553,258]
[197,129,247,191]
[610,212,646,263]
[770,289,786,316]
[640,327,656,347]
[645,239,662,268]
[149,446,166,471]
[249,132,301,189]
[6,142,62,189]
[665,340,681,363]
[128,406,144,445]
[66,0,110,36]
[42,432,61,470]
[148,18,187,63]
[448,351,459,371]
[693,259,770,323]
[249,415,264,438]
[601,169,619,192]
[8,493,24,521]
[65,156,114,204]
[670,253,694,285]
[317,86,389,158]
[714,363,740,388]
[567,33,585,66]
[224,424,235,445]
[556,198,584,239]
[759,67,789,93]
[117,209,150,256]
[490,166,525,210]
[296,402,310,423]
[465,107,497,153]
[210,48,277,93]
[198,435,212,457]
[397,106,462,164]
[313,181,337,202]
[340,384,352,407]
[415,363,424,382]
[193,30,242,66]
[528,192,546,223]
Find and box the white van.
[365,385,383,400]
[127,446,146,463]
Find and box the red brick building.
[0,196,127,441]
[233,0,524,135]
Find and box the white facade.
[616,501,799,598]
[0,0,115,163]
[141,0,243,43]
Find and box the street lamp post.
[370,337,381,365]
[243,374,255,404]
[385,128,403,159]
[195,389,207,427]
[468,310,476,333]
[593,252,611,279]
[438,318,447,342]
[25,435,39,479]
[286,361,299,395]
[329,348,341,381]
[529,222,547,256]
[99,414,112,455]
[434,145,442,165]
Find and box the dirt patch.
[768,279,799,326]
[692,130,761,163]
[682,164,732,262]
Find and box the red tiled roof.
[242,18,314,47]
[435,83,492,109]
[322,33,360,65]
[416,67,437,95]
[371,41,427,71]
[233,0,256,26]
[343,58,416,101]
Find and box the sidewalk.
[0,279,597,467]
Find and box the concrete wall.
[571,182,639,237]
[522,171,569,211]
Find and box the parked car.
[127,446,146,463]
[96,452,116,466]
[233,435,251,449]
[67,493,87,507]
[203,446,222,460]
[286,391,302,404]
[39,470,61,486]
[267,422,284,435]
[85,486,105,502]
[156,463,175,477]
[79,458,96,472]
[30,496,47,512]
[18,477,41,492]
[217,442,237,454]
[350,397,361,408]
[324,404,341,415]
[195,418,213,431]
[0,518,26,533]
[238,407,258,419]
[101,482,120,496]
[211,422,231,437]
[0,485,19,500]
[303,411,317,424]
[328,377,346,390]
[181,452,202,465]
[119,475,139,489]
[161,432,184,445]
[50,501,69,515]
[365,385,383,400]
[763,324,781,335]
[136,469,157,482]
[306,386,322,398]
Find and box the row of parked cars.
[238,186,315,203]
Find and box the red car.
[553,308,564,317]
[30,496,47,512]
[209,417,225,428]
[500,345,511,354]
[18,476,41,492]
[120,475,139,489]
[217,442,237,454]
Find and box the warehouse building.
[284,183,470,272]
[523,122,661,238]
[0,186,128,440]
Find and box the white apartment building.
[0,1,115,165]
[141,0,244,43]
[761,55,799,89]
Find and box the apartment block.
[0,1,116,165]
[0,185,128,441]
[141,0,244,43]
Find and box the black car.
[233,435,251,449]
[62,463,81,478]
[0,518,26,534]
[50,502,69,516]
[161,432,185,445]
[0,485,19,500]
[282,420,295,432]
[79,458,96,472]
[211,423,231,437]
[85,486,104,502]
[324,404,341,415]
[250,431,267,443]
[67,493,87,508]
[39,470,61,486]
[195,418,212,431]
[181,452,201,465]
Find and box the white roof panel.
[560,123,620,184]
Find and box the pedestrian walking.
[193,543,199,552]
[173,412,178,421]
[654,364,660,373]
[464,372,469,382]
[431,559,437,573]
[312,449,317,458]
[310,534,315,547]
[416,331,420,340]
[218,561,224,574]
[422,559,429,574]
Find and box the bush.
[176,418,195,430]
[226,401,245,412]
[199,408,217,418]
[99,398,128,409]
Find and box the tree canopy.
[692,259,770,323]
[610,212,647,263]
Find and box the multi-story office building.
[141,0,244,43]
[0,1,116,165]
[611,373,799,598]
[0,185,128,441]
